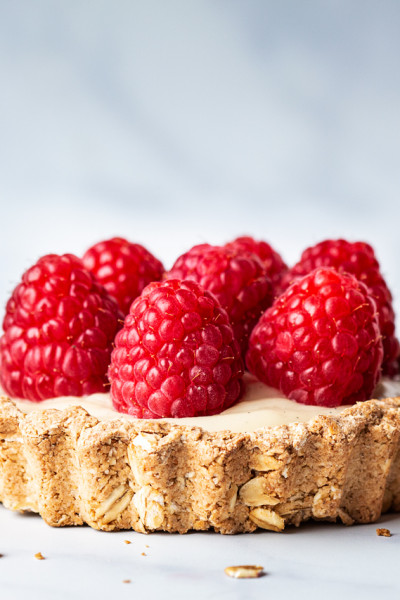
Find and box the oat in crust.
[1,394,400,534]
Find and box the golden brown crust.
[1,394,400,534]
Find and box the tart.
[1,240,400,534]
[1,375,400,534]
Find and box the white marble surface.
[1,505,400,599]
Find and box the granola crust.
[1,395,400,534]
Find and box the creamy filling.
[7,375,400,433]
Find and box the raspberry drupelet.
[165,244,273,357]
[0,254,123,401]
[279,239,399,375]
[246,267,383,407]
[225,235,288,292]
[108,279,244,418]
[83,237,164,315]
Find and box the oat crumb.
[145,544,149,548]
[225,565,264,579]
[376,528,391,537]
[34,552,45,560]
[0,553,4,558]
[141,552,147,556]
[124,540,131,545]
[122,579,131,584]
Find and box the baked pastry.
[1,375,400,533]
[1,239,400,534]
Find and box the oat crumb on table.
[224,565,264,579]
[34,552,45,560]
[122,580,131,584]
[141,552,147,556]
[376,528,392,537]
[124,540,131,544]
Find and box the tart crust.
[1,394,400,534]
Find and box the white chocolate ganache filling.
[6,374,400,433]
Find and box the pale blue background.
[1,3,400,598]
[1,1,400,313]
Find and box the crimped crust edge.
[1,395,400,534]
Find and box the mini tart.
[1,378,400,534]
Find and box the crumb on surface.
[0,554,4,558]
[224,565,264,579]
[34,552,45,560]
[141,552,147,556]
[124,540,131,544]
[122,579,131,584]
[145,544,149,548]
[376,528,391,537]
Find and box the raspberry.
[225,236,288,290]
[165,244,273,357]
[246,267,383,407]
[83,237,164,315]
[108,279,244,418]
[279,239,399,375]
[0,254,123,401]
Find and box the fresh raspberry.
[109,279,244,418]
[83,237,164,315]
[165,244,273,357]
[225,236,288,290]
[246,267,383,407]
[0,254,123,401]
[279,239,399,375]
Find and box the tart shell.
[1,395,400,534]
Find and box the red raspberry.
[225,236,288,290]
[246,267,383,407]
[279,239,399,375]
[109,279,243,418]
[165,244,273,357]
[83,237,164,315]
[0,254,123,401]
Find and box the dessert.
[1,237,400,535]
[1,374,400,533]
